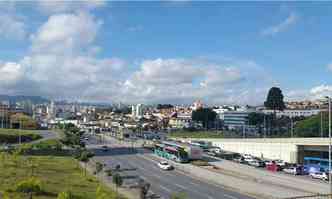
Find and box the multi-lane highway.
[86,136,254,199]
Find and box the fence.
[282,194,332,199]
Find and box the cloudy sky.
[0,1,332,105]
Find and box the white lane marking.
[223,193,238,199]
[174,183,187,190]
[188,181,200,186]
[159,184,172,193]
[207,195,214,199]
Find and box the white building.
[132,104,144,119]
[223,111,251,129]
[262,109,321,118]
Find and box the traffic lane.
[92,143,254,199]
[128,154,253,199]
[97,152,213,199]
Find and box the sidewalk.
[209,157,329,195]
[144,153,326,199]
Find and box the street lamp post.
[326,96,332,197]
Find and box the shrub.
[15,177,42,194]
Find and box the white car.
[310,172,328,181]
[158,161,174,170]
[283,167,298,175]
[242,154,252,159]
[275,159,286,167]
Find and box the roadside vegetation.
[0,126,122,199]
[0,154,118,199]
[169,131,223,139]
[0,128,42,144]
[294,111,329,137]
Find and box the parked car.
[248,160,266,168]
[275,159,287,168]
[242,154,253,159]
[310,172,328,181]
[157,161,174,170]
[233,157,245,164]
[244,158,255,164]
[283,167,298,175]
[101,145,108,152]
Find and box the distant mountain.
[0,95,49,104]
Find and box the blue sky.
[0,1,331,105]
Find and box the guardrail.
[282,194,332,199]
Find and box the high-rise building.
[131,104,144,118]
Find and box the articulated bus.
[154,142,189,163]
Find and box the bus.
[154,142,189,163]
[304,157,329,173]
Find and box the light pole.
[326,96,331,197]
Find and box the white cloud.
[310,85,332,99]
[286,85,332,101]
[30,12,103,54]
[121,58,271,105]
[0,61,24,83]
[36,0,105,14]
[0,13,26,40]
[261,12,299,36]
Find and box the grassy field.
[0,155,119,199]
[0,128,42,144]
[169,130,224,139]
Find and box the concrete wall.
[176,138,331,164]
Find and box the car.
[84,137,89,140]
[233,157,245,164]
[310,172,328,181]
[283,167,298,175]
[242,154,252,159]
[275,159,287,167]
[157,161,174,170]
[248,160,266,168]
[101,145,108,151]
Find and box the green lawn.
[0,128,42,144]
[169,131,224,139]
[0,155,118,199]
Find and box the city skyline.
[1,1,332,105]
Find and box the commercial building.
[223,111,250,129]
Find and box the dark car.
[101,145,108,152]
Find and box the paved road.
[86,136,254,199]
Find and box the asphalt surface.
[86,136,254,199]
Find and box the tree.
[15,177,42,199]
[192,108,217,129]
[77,151,94,176]
[248,112,265,136]
[112,173,123,198]
[264,87,286,135]
[264,87,286,112]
